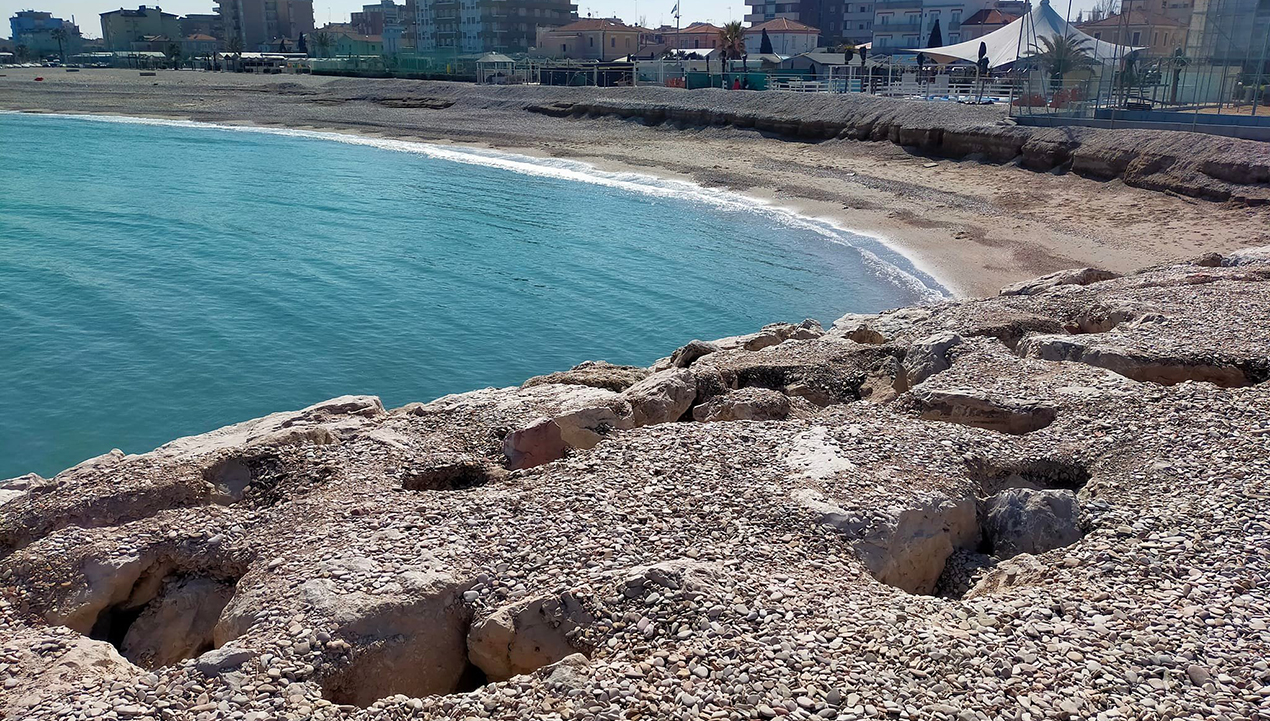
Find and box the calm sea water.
[0,112,942,479]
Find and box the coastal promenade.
[2,68,1267,296]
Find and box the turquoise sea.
[0,112,943,479]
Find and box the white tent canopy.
[915,0,1140,69]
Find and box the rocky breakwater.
[3,248,1270,721]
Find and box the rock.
[195,646,255,676]
[119,576,238,668]
[1016,334,1253,387]
[852,495,979,595]
[670,340,720,368]
[1220,245,1270,266]
[982,488,1082,559]
[402,454,502,491]
[829,307,934,344]
[903,332,963,385]
[522,361,651,392]
[503,418,569,470]
[1186,664,1212,686]
[467,593,594,681]
[502,389,635,469]
[306,573,473,706]
[999,268,1120,296]
[244,425,339,449]
[623,368,696,426]
[905,387,1058,435]
[692,387,791,422]
[693,338,902,407]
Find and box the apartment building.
[100,6,181,50]
[9,10,83,57]
[216,0,314,47]
[742,0,866,46]
[871,0,989,50]
[414,0,576,52]
[350,0,404,35]
[535,17,639,59]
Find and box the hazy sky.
[3,0,1105,38]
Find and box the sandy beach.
[3,67,1267,296]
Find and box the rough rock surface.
[981,488,1083,559]
[3,250,1270,721]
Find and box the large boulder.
[903,332,963,386]
[467,593,594,682]
[501,388,635,469]
[119,576,238,668]
[693,339,902,408]
[522,361,651,392]
[982,488,1082,559]
[905,387,1058,435]
[691,387,791,422]
[847,495,980,595]
[999,267,1120,296]
[306,572,474,706]
[623,368,696,426]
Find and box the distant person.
[733,78,741,90]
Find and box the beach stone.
[522,361,651,392]
[670,340,721,368]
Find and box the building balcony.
[872,0,921,8]
[875,21,921,31]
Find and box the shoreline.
[3,70,1268,296]
[8,108,958,298]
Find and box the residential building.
[180,13,224,39]
[1186,0,1269,69]
[414,0,575,53]
[216,0,314,48]
[956,7,1016,39]
[1076,8,1188,54]
[9,10,83,57]
[871,0,988,51]
[180,32,220,53]
[100,6,181,50]
[658,22,723,50]
[743,17,819,54]
[382,18,414,52]
[535,17,640,59]
[839,3,874,45]
[351,0,404,35]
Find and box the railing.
[874,22,922,32]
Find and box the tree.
[718,21,745,65]
[1090,0,1118,22]
[278,38,288,53]
[165,42,182,69]
[926,19,942,49]
[15,44,30,63]
[49,27,68,63]
[759,27,773,54]
[313,31,334,58]
[225,37,244,71]
[841,44,855,65]
[1032,31,1094,91]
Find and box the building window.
[561,42,566,50]
[589,36,593,46]
[1132,30,1141,44]
[1093,31,1101,38]
[611,36,615,46]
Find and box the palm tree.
[15,44,30,63]
[312,31,334,59]
[718,21,745,76]
[49,27,68,63]
[225,37,244,71]
[1032,31,1094,92]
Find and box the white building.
[871,0,989,51]
[743,17,820,55]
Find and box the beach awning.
[912,0,1140,69]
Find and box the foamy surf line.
[12,111,952,299]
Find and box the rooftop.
[746,17,820,34]
[553,18,643,32]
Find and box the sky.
[3,0,1106,38]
